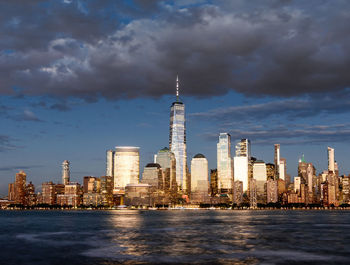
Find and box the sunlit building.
[113,146,140,192]
[15,170,26,205]
[253,160,267,204]
[141,163,163,190]
[267,179,278,203]
[233,180,243,205]
[169,77,187,191]
[210,169,218,196]
[26,182,36,206]
[294,176,301,193]
[155,147,176,190]
[100,176,114,206]
[274,144,280,179]
[106,150,115,177]
[190,154,208,193]
[234,139,251,192]
[217,133,233,194]
[8,183,15,201]
[328,147,335,173]
[62,160,70,185]
[42,182,56,205]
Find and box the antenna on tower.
[176,75,179,101]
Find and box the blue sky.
[1,0,350,195]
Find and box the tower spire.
[176,75,179,101]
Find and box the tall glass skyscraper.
[217,133,233,193]
[169,76,187,191]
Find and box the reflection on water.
[1,210,350,264]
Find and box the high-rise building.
[106,150,115,177]
[26,182,36,206]
[169,76,187,191]
[42,182,56,205]
[210,169,218,196]
[274,144,280,179]
[190,154,209,193]
[249,179,257,208]
[253,160,267,204]
[279,158,286,181]
[234,139,251,192]
[267,179,278,203]
[294,176,301,193]
[233,181,243,205]
[62,160,70,185]
[113,146,140,191]
[217,133,233,193]
[100,176,114,206]
[15,170,26,205]
[266,163,276,180]
[155,147,176,190]
[8,183,15,201]
[328,147,335,173]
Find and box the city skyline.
[2,0,350,195]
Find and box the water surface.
[1,210,349,264]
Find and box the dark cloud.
[0,1,350,101]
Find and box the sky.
[1,0,350,195]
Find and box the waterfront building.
[267,179,278,203]
[155,147,176,190]
[83,193,103,206]
[55,184,65,196]
[83,176,100,194]
[210,169,218,196]
[141,163,163,190]
[57,182,81,207]
[234,139,250,192]
[106,150,115,177]
[124,183,151,206]
[8,183,15,201]
[328,147,335,173]
[113,146,140,192]
[15,170,26,205]
[306,163,315,193]
[298,155,308,183]
[279,158,286,181]
[42,182,56,205]
[294,177,301,193]
[253,160,267,204]
[26,182,36,206]
[233,181,243,205]
[217,133,233,194]
[249,179,257,208]
[190,154,209,193]
[62,160,70,185]
[169,77,187,191]
[100,176,114,206]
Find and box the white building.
[294,176,301,193]
[62,160,70,185]
[234,139,250,192]
[190,154,208,193]
[106,150,114,177]
[253,160,267,196]
[328,147,335,172]
[113,146,140,191]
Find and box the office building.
[42,182,56,205]
[217,133,233,193]
[274,144,280,179]
[8,183,15,201]
[100,176,114,206]
[169,76,187,191]
[267,179,278,203]
[234,139,250,192]
[328,147,335,173]
[15,170,26,205]
[106,150,115,177]
[253,160,267,203]
[113,146,140,191]
[190,154,208,193]
[155,147,176,190]
[141,163,163,190]
[233,181,243,205]
[210,169,218,196]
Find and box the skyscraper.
[106,150,115,177]
[155,147,176,190]
[234,139,251,192]
[217,133,233,193]
[15,170,26,205]
[274,144,280,179]
[62,160,70,185]
[169,76,187,191]
[113,146,140,191]
[328,147,335,173]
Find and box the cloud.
[0,135,17,152]
[0,1,350,102]
[200,123,350,145]
[190,92,350,122]
[12,110,44,122]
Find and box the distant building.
[274,144,280,179]
[155,147,176,190]
[233,181,243,205]
[328,147,335,173]
[124,183,151,206]
[100,176,114,206]
[113,146,140,192]
[294,177,301,193]
[267,179,278,203]
[253,160,267,204]
[57,182,81,207]
[83,176,101,194]
[106,150,115,177]
[62,160,70,185]
[141,163,163,190]
[249,179,257,208]
[279,158,286,181]
[217,133,233,194]
[8,183,15,201]
[266,163,276,180]
[190,154,208,193]
[234,139,251,192]
[15,170,26,205]
[210,169,218,196]
[26,182,36,206]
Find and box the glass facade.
[217,133,233,192]
[106,150,114,177]
[169,102,187,191]
[190,155,208,193]
[113,146,140,190]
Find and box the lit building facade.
[106,150,115,177]
[217,133,233,193]
[328,147,335,173]
[234,139,251,192]
[253,160,267,203]
[42,182,56,205]
[155,147,176,190]
[274,144,280,179]
[169,77,187,191]
[141,163,163,190]
[15,170,26,205]
[190,154,209,193]
[62,160,70,185]
[113,146,140,191]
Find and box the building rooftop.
[194,153,206,158]
[145,163,161,168]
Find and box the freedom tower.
[169,76,187,191]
